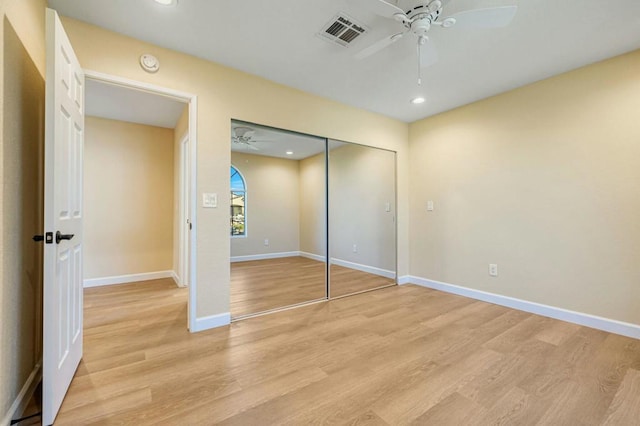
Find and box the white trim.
[188,96,198,332]
[397,275,412,285]
[1,362,42,426]
[83,271,174,288]
[84,70,198,333]
[330,258,396,279]
[231,251,300,263]
[177,133,189,290]
[299,251,326,262]
[191,313,231,332]
[405,276,640,340]
[171,271,183,287]
[83,70,193,102]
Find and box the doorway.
[83,71,198,329]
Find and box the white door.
[43,8,84,425]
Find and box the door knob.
[56,231,75,244]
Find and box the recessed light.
[154,0,177,6]
[411,97,426,104]
[286,151,294,155]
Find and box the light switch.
[427,200,434,211]
[202,193,217,208]
[385,202,391,212]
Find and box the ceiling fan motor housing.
[411,15,432,35]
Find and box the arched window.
[230,166,246,236]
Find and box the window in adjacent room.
[230,166,246,236]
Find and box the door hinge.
[33,232,54,244]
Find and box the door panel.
[43,8,84,425]
[328,140,397,298]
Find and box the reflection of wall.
[84,117,174,280]
[329,143,396,273]
[0,0,46,420]
[231,152,300,258]
[409,49,640,326]
[299,152,326,258]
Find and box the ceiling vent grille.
[318,13,368,47]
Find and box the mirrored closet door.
[230,120,328,318]
[328,140,397,298]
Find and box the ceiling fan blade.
[355,32,405,59]
[420,40,438,68]
[350,0,408,22]
[449,5,516,29]
[444,0,517,30]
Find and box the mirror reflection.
[230,121,327,318]
[328,140,397,298]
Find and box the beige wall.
[173,105,188,278]
[409,49,640,325]
[329,143,396,272]
[0,0,46,419]
[230,152,300,257]
[58,16,410,318]
[299,152,326,257]
[84,116,174,279]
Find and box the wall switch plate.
[427,200,434,211]
[489,264,498,277]
[202,193,217,208]
[385,202,391,212]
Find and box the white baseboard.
[1,362,41,426]
[230,251,300,263]
[83,270,174,288]
[397,275,412,285]
[405,276,640,340]
[171,271,187,288]
[331,258,396,279]
[299,251,326,262]
[190,312,231,332]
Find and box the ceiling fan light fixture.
[153,0,177,6]
[411,96,426,104]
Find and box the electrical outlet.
[489,264,498,277]
[352,244,358,253]
[427,200,434,211]
[264,238,269,246]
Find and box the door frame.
[84,69,198,330]
[178,133,190,288]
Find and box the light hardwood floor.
[231,256,395,317]
[55,279,640,425]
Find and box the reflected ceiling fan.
[231,126,268,151]
[353,0,518,83]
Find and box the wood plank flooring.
[231,257,325,317]
[55,279,640,425]
[231,256,394,317]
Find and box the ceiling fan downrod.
[417,36,427,85]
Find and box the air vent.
[318,13,368,47]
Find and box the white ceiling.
[86,78,185,128]
[51,0,640,123]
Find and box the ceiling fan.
[353,0,518,83]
